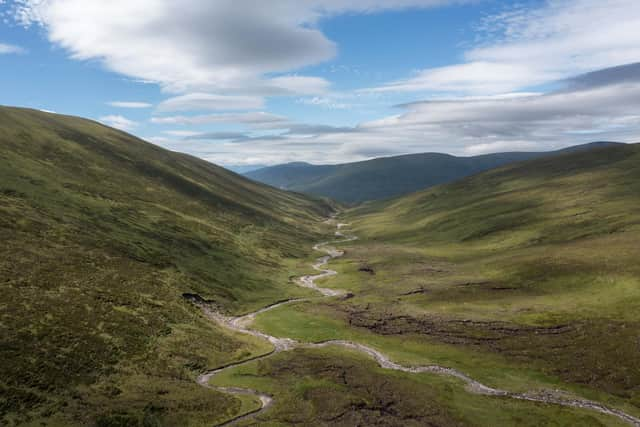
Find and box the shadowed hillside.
[246,142,621,204]
[0,107,333,426]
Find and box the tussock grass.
[0,107,333,425]
[211,346,626,426]
[248,143,640,423]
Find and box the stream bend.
[196,219,640,427]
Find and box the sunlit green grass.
[305,143,640,417]
[251,299,640,418]
[210,346,627,426]
[231,143,640,423]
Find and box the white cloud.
[99,115,138,131]
[154,80,640,166]
[157,93,264,112]
[108,101,152,108]
[463,140,540,156]
[267,75,330,95]
[0,42,24,54]
[151,111,291,128]
[162,130,203,137]
[374,62,547,94]
[297,96,350,109]
[184,131,250,141]
[14,0,461,94]
[377,84,640,127]
[360,81,640,155]
[370,0,640,95]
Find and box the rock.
[358,265,375,274]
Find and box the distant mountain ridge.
[245,142,624,204]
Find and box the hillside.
[246,142,622,204]
[210,142,640,425]
[351,142,640,247]
[0,107,333,426]
[3,107,638,426]
[307,143,640,416]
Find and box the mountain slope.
[331,142,640,412]
[351,142,639,248]
[246,142,622,204]
[0,107,333,426]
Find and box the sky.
[1,0,640,170]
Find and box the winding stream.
[196,219,640,427]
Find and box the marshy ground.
[204,220,640,426]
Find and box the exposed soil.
[358,265,375,275]
[346,309,574,343]
[345,306,640,400]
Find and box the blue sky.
[1,0,640,168]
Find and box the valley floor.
[200,218,640,427]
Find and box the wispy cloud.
[108,101,152,108]
[0,42,25,54]
[151,111,291,129]
[285,124,357,135]
[297,96,350,109]
[151,71,640,166]
[368,0,640,95]
[99,115,138,132]
[463,140,540,156]
[162,130,203,137]
[184,131,250,140]
[157,93,264,112]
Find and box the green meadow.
[209,346,628,426]
[244,144,640,424]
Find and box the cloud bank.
[371,0,640,94]
[14,0,454,94]
[11,0,640,166]
[157,72,640,166]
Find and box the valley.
[197,220,640,426]
[2,107,638,426]
[4,2,640,426]
[230,143,640,425]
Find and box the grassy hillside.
[245,142,620,204]
[249,143,640,422]
[0,106,333,426]
[352,143,639,249]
